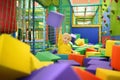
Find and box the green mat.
[35,51,61,61]
[75,47,86,55]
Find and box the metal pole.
[68,0,72,33]
[32,0,35,54]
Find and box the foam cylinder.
[111,45,120,70]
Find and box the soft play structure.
[0,0,120,80]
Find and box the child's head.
[62,33,71,44]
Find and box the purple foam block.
[86,64,113,74]
[83,57,108,67]
[57,60,80,66]
[18,67,47,80]
[47,11,64,28]
[88,57,109,61]
[88,60,110,66]
[18,63,80,80]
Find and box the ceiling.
[70,0,100,4]
[70,0,102,24]
[35,0,59,8]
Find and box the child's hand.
[60,27,62,30]
[59,27,62,34]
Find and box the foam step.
[73,67,101,80]
[83,57,109,67]
[0,34,31,79]
[19,63,80,80]
[86,65,112,74]
[30,54,53,71]
[35,51,61,61]
[85,51,101,58]
[87,60,110,66]
[96,68,120,80]
[57,60,80,66]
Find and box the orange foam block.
[68,54,85,66]
[111,45,120,71]
[86,48,97,52]
[73,67,101,80]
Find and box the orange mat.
[73,67,101,80]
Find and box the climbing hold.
[111,10,115,14]
[107,15,110,18]
[102,31,107,35]
[114,0,118,3]
[109,30,112,34]
[106,9,109,12]
[104,4,107,7]
[103,0,106,2]
[105,23,108,27]
[103,19,106,23]
[101,16,103,19]
[117,16,120,20]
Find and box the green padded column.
[48,5,57,12]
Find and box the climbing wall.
[101,0,111,46]
[110,0,120,36]
[102,0,120,46]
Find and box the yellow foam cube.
[0,34,31,79]
[75,38,85,46]
[86,51,100,58]
[105,40,116,57]
[30,53,53,71]
[96,68,120,80]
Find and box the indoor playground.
[0,0,120,80]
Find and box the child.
[57,27,76,54]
